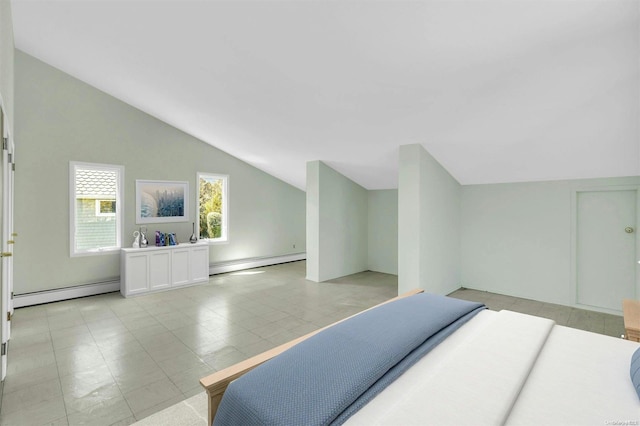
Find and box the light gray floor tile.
[168,364,213,394]
[0,378,63,415]
[98,338,146,362]
[123,377,183,416]
[111,416,138,426]
[6,349,56,376]
[60,364,115,392]
[0,395,67,425]
[47,311,86,332]
[113,368,168,395]
[190,338,235,358]
[156,352,207,377]
[66,395,133,426]
[133,395,186,422]
[62,380,124,414]
[146,341,194,363]
[119,313,162,332]
[10,317,50,338]
[237,338,277,358]
[8,331,52,350]
[2,362,60,394]
[58,357,109,380]
[202,347,246,371]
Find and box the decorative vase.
[140,227,148,248]
[189,222,197,243]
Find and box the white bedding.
[346,310,640,426]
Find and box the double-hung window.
[70,162,124,256]
[197,173,228,243]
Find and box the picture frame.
[136,180,189,224]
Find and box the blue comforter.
[214,293,486,426]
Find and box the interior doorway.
[576,189,638,312]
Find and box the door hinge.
[1,342,6,356]
[1,252,12,257]
[11,162,14,172]
[7,153,11,163]
[6,312,11,321]
[7,240,14,244]
[11,292,13,299]
[2,138,6,150]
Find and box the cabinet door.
[126,253,149,295]
[149,251,171,290]
[171,248,190,287]
[190,246,209,283]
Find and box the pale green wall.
[461,176,640,307]
[368,189,397,275]
[305,161,320,281]
[0,0,13,124]
[398,144,461,295]
[14,50,306,294]
[306,161,368,282]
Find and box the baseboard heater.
[209,252,306,275]
[13,279,121,308]
[14,253,306,308]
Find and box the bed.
[200,289,640,426]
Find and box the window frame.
[196,172,229,244]
[70,161,124,257]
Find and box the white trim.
[209,253,306,275]
[70,161,124,257]
[197,172,229,242]
[13,280,120,308]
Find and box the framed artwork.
[136,180,189,224]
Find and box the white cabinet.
[121,242,209,297]
[171,247,191,287]
[149,251,171,290]
[190,245,210,282]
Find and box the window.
[197,173,228,242]
[70,162,124,256]
[96,200,116,217]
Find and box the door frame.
[570,185,640,315]
[0,104,6,381]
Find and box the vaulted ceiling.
[11,0,640,190]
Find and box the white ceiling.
[11,0,640,190]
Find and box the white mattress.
[346,309,640,426]
[506,325,640,425]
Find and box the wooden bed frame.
[199,288,424,426]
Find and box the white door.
[3,128,13,332]
[0,109,6,380]
[577,190,637,311]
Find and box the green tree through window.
[198,174,228,241]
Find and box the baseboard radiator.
[13,253,307,308]
[208,252,306,275]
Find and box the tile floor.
[0,261,397,425]
[0,261,625,425]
